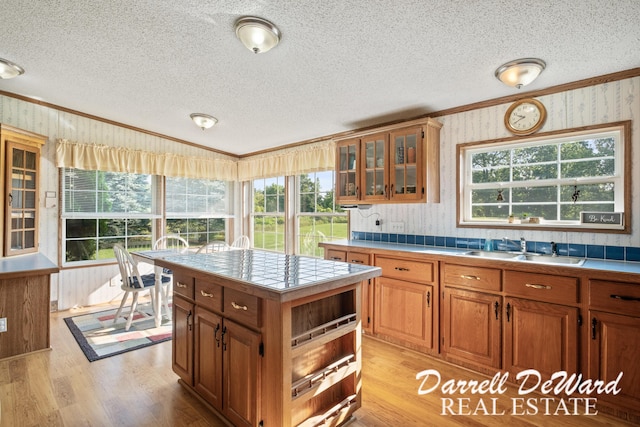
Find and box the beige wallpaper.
[350,76,640,248]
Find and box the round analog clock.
[504,98,547,135]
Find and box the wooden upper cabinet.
[1,125,47,257]
[335,138,360,204]
[334,118,442,205]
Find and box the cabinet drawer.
[347,251,370,265]
[195,279,223,313]
[173,272,194,300]
[375,256,434,284]
[504,271,578,304]
[590,279,640,316]
[326,249,346,262]
[224,288,261,329]
[443,264,501,292]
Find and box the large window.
[165,177,232,246]
[252,176,286,252]
[62,169,233,264]
[297,171,347,257]
[62,168,158,263]
[458,122,629,231]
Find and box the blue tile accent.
[350,231,640,263]
[606,246,624,260]
[626,246,640,262]
[587,245,605,259]
[568,244,586,258]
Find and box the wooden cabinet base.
[0,273,51,359]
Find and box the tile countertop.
[0,253,59,279]
[321,240,640,276]
[157,249,381,298]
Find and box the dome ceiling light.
[190,113,218,130]
[0,57,25,79]
[235,16,281,54]
[495,58,546,89]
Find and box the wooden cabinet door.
[360,132,389,202]
[374,276,434,350]
[504,297,578,381]
[335,139,361,204]
[589,310,640,411]
[172,296,194,385]
[194,307,223,410]
[389,127,423,202]
[5,141,40,256]
[443,288,502,369]
[223,319,262,427]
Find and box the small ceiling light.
[0,57,25,79]
[190,113,218,130]
[235,16,281,54]
[495,58,546,89]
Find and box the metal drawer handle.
[525,283,552,290]
[330,256,343,261]
[176,282,187,288]
[395,267,410,271]
[350,259,364,264]
[231,301,248,311]
[200,290,214,298]
[461,274,480,280]
[610,294,640,302]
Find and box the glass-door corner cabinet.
[336,138,360,204]
[390,127,423,202]
[1,125,46,256]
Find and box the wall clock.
[504,98,547,135]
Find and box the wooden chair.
[196,241,230,254]
[113,244,171,331]
[153,235,189,295]
[230,235,250,249]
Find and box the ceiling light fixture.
[235,16,281,54]
[0,57,25,79]
[190,113,218,130]
[495,58,546,89]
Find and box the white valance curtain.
[237,139,336,181]
[56,139,237,181]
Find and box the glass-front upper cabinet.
[1,125,46,257]
[335,138,360,204]
[390,127,423,202]
[361,133,388,202]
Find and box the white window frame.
[458,122,630,232]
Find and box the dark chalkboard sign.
[580,212,623,226]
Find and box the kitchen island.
[156,249,381,427]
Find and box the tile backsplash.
[351,231,640,262]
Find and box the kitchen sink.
[521,254,586,265]
[464,250,523,259]
[464,250,586,266]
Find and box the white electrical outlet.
[0,317,7,333]
[389,221,405,233]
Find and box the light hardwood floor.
[0,304,634,427]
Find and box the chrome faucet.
[551,241,558,257]
[503,237,526,253]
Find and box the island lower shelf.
[161,250,379,427]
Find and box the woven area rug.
[64,303,172,362]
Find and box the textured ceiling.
[1,1,639,156]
